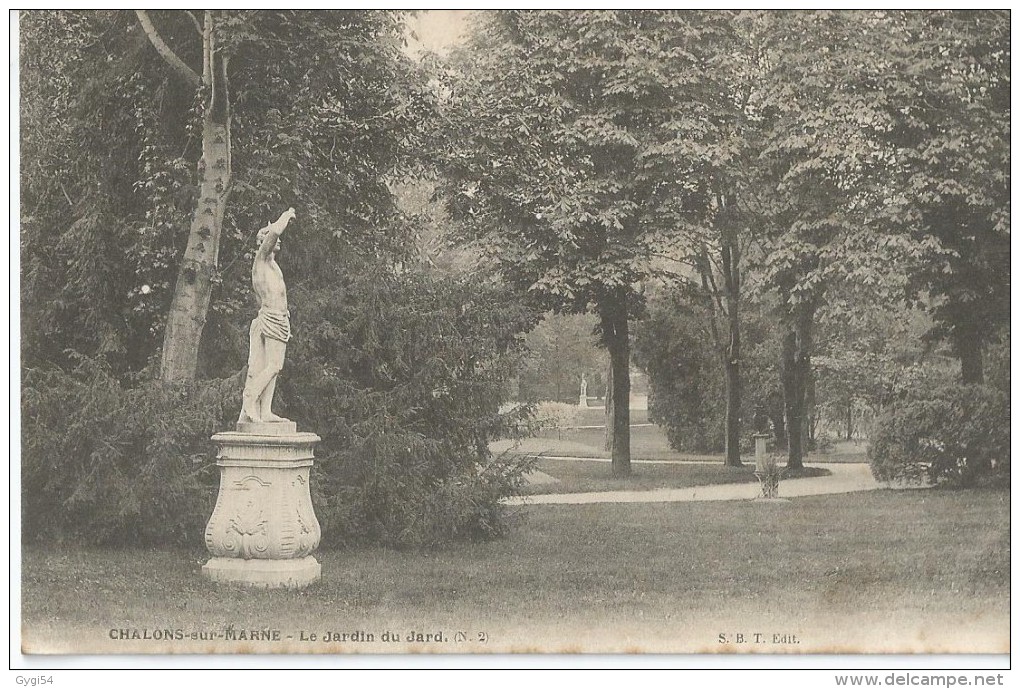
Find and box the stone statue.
[238,207,296,424]
[580,373,588,399]
[206,206,323,590]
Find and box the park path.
[507,461,880,506]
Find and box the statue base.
[236,420,298,435]
[202,426,323,589]
[202,556,321,589]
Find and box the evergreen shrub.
[868,383,1009,487]
[22,270,539,548]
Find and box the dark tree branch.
[706,259,726,318]
[135,10,200,88]
[184,10,203,36]
[698,251,723,355]
[202,10,213,88]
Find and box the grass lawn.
[523,457,829,495]
[497,426,871,464]
[21,488,1008,654]
[494,425,713,462]
[527,424,690,460]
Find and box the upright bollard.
[752,433,784,500]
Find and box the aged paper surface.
[15,9,1009,662]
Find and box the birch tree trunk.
[137,11,233,382]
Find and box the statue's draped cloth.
[252,307,292,343]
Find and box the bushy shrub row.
[22,359,238,544]
[284,271,539,547]
[632,293,725,453]
[868,383,1009,487]
[22,270,539,548]
[532,401,586,430]
[632,289,786,454]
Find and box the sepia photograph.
[14,8,1010,669]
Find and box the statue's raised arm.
[256,207,296,262]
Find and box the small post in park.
[752,433,786,502]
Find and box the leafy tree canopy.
[439,10,737,314]
[21,10,435,375]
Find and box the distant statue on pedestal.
[239,207,296,425]
[579,373,588,408]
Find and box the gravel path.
[507,462,880,505]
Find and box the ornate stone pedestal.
[202,422,323,588]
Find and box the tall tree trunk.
[805,365,816,451]
[845,399,854,441]
[604,361,613,450]
[601,291,631,477]
[781,303,814,470]
[606,332,631,476]
[780,328,803,469]
[160,118,229,381]
[697,216,743,468]
[159,13,231,382]
[955,329,984,384]
[721,240,742,468]
[724,359,741,467]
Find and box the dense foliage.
[282,270,540,547]
[887,11,1010,384]
[812,306,952,442]
[22,269,539,547]
[633,290,725,453]
[440,10,744,474]
[19,9,1012,551]
[518,313,606,404]
[21,10,433,376]
[22,362,235,544]
[633,287,783,453]
[869,384,1009,487]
